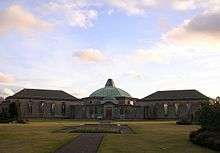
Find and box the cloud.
[0,72,15,83]
[73,48,106,62]
[162,11,220,50]
[133,48,164,63]
[0,88,14,97]
[106,0,156,15]
[105,0,220,15]
[171,0,196,11]
[45,0,98,28]
[0,5,52,35]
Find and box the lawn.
[0,120,218,153]
[0,120,90,153]
[99,121,218,153]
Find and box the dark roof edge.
[6,96,80,101]
[6,88,79,100]
[141,97,209,102]
[141,89,209,100]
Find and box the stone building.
[4,79,209,120]
[5,89,80,119]
[137,90,208,120]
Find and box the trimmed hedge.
[190,129,220,151]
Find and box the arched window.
[39,102,45,113]
[175,103,178,115]
[164,104,168,116]
[89,106,93,115]
[51,103,56,115]
[61,102,66,115]
[186,103,191,111]
[95,106,98,114]
[28,101,32,114]
[120,107,124,115]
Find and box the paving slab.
[54,133,104,153]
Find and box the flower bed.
[56,124,134,134]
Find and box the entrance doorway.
[105,108,112,120]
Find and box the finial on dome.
[105,79,115,88]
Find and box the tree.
[199,98,220,130]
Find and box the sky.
[0,0,220,99]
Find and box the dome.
[89,79,131,98]
[101,96,118,104]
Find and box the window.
[89,107,93,115]
[39,102,45,113]
[51,103,56,115]
[28,102,32,114]
[95,106,98,114]
[175,103,178,115]
[164,104,168,116]
[61,103,66,115]
[130,101,134,105]
[120,107,124,115]
[186,103,191,111]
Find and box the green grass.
[99,121,218,153]
[0,120,81,153]
[0,120,218,153]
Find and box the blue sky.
[0,0,220,98]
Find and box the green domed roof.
[89,79,131,98]
[101,96,118,104]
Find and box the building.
[5,89,80,118]
[0,97,4,113]
[4,79,209,120]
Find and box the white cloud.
[105,0,220,15]
[0,88,14,97]
[106,0,156,15]
[73,48,106,62]
[162,11,220,50]
[171,0,196,11]
[45,0,98,28]
[133,48,164,63]
[0,72,15,83]
[0,5,52,35]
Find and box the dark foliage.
[189,129,220,151]
[176,119,192,125]
[189,100,220,151]
[199,102,220,130]
[0,112,13,123]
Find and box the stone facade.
[4,79,209,120]
[5,98,80,119]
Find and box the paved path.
[54,133,104,153]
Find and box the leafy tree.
[199,98,220,130]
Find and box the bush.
[0,112,14,123]
[199,102,220,130]
[189,101,220,151]
[189,129,220,151]
[176,117,192,125]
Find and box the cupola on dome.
[89,79,131,98]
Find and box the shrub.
[189,129,220,151]
[199,102,220,130]
[189,100,220,151]
[176,117,192,125]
